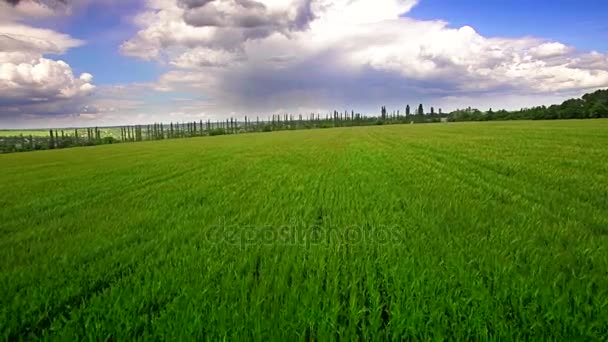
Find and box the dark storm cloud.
[181,0,272,29]
[210,50,453,114]
[178,0,214,9]
[180,0,315,32]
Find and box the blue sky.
[53,1,163,85]
[1,0,607,128]
[409,0,608,52]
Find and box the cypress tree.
[406,105,410,116]
[418,104,424,115]
[49,130,55,149]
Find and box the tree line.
[448,89,608,122]
[1,88,606,153]
[0,108,448,153]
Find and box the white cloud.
[117,0,608,118]
[0,57,94,99]
[0,7,96,121]
[0,1,60,20]
[529,42,572,58]
[0,23,84,54]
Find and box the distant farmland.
[1,120,607,339]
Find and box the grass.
[1,120,607,340]
[0,130,51,137]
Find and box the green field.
[0,130,51,137]
[1,120,607,340]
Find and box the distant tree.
[417,104,424,115]
[406,105,410,116]
[431,107,435,115]
[49,130,55,149]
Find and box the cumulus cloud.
[0,4,96,121]
[120,0,608,117]
[0,57,94,102]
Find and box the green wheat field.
[1,120,607,340]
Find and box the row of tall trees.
[380,104,444,122]
[0,106,443,153]
[2,89,606,153]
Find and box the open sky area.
[1,0,607,128]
